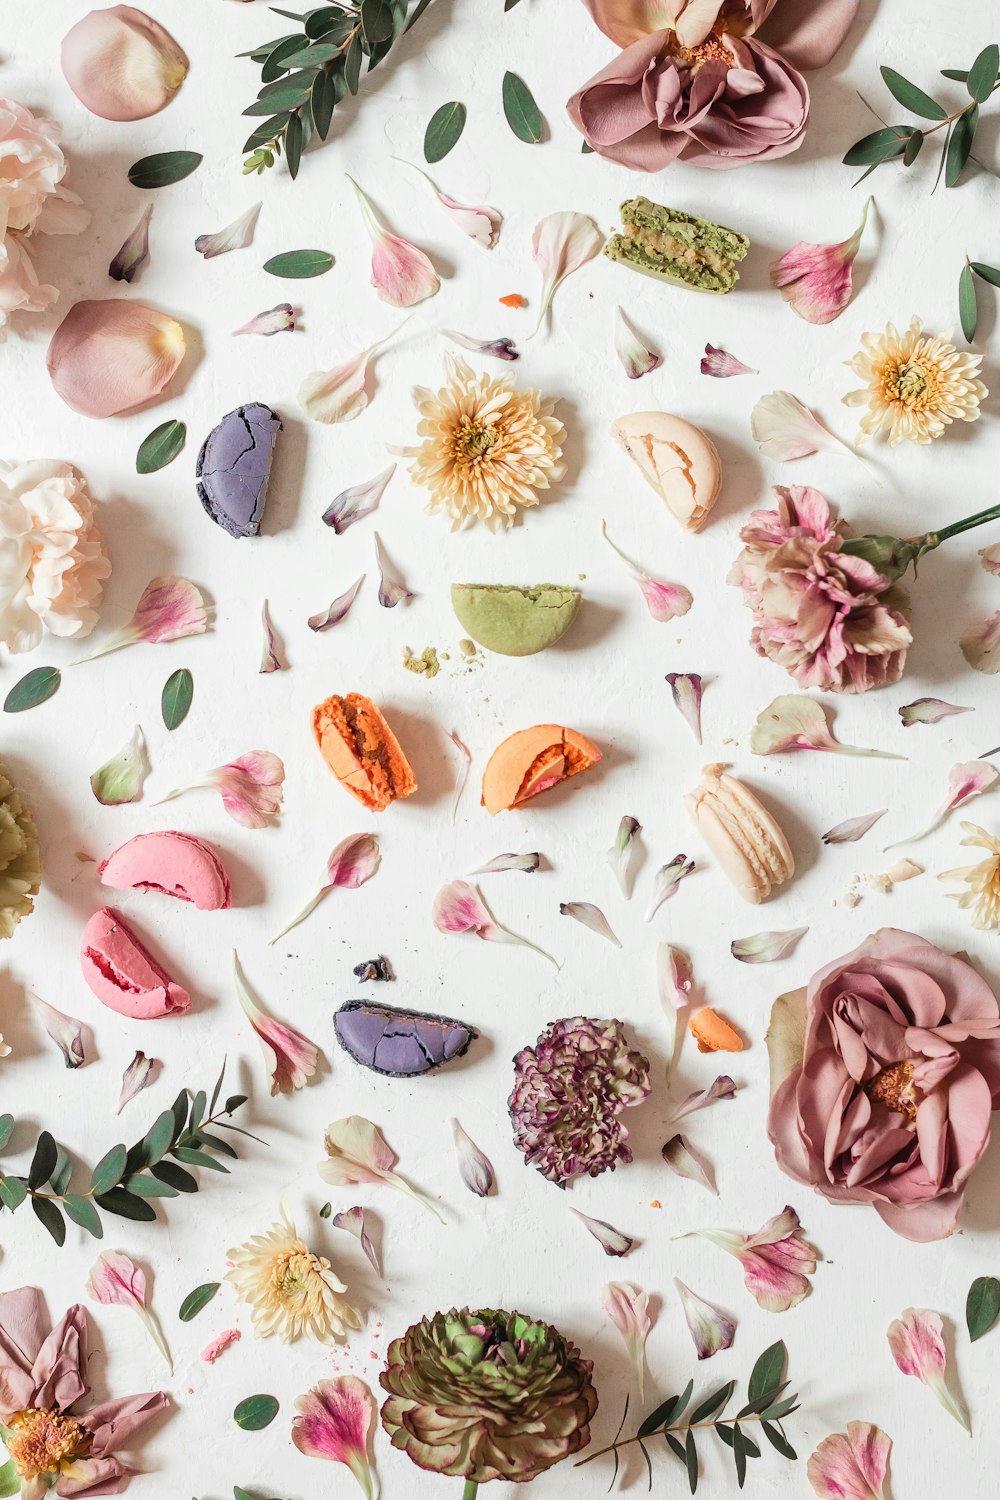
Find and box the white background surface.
[5,1,1000,1496]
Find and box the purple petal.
[666,673,703,744]
[674,1278,736,1359]
[444,330,519,361]
[109,204,153,283]
[451,1118,495,1196]
[34,995,86,1069]
[821,809,886,845]
[666,1076,738,1126]
[701,342,756,378]
[116,1050,157,1113]
[259,598,283,672]
[308,575,365,632]
[194,202,261,259]
[323,465,396,533]
[468,852,540,875]
[615,307,661,379]
[571,1207,634,1257]
[374,532,413,607]
[899,697,973,727]
[662,1134,718,1195]
[233,303,297,337]
[646,855,695,921]
[332,1205,382,1276]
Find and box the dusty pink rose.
[768,928,1000,1242]
[567,0,860,170]
[729,485,912,694]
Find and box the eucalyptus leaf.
[967,43,1000,102]
[284,111,304,178]
[424,101,467,162]
[345,32,364,93]
[151,1161,199,1193]
[972,261,1000,288]
[94,1186,158,1222]
[960,261,978,342]
[32,1197,66,1246]
[946,104,979,185]
[234,1394,280,1431]
[361,0,393,44]
[312,69,337,138]
[180,1281,221,1322]
[843,125,916,165]
[760,1420,796,1459]
[143,1110,176,1166]
[684,1428,698,1493]
[0,1114,14,1151]
[902,129,924,165]
[748,1342,786,1403]
[0,1176,27,1211]
[63,1194,104,1238]
[90,1143,127,1196]
[161,668,193,731]
[263,248,334,278]
[128,151,203,189]
[502,71,544,143]
[137,419,186,474]
[28,1131,58,1190]
[941,68,969,81]
[687,1381,735,1425]
[4,666,61,713]
[879,66,947,119]
[125,1173,179,1199]
[244,112,293,150]
[966,1275,1000,1341]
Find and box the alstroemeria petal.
[657,944,693,1012]
[646,855,695,921]
[608,815,640,897]
[308,574,365,632]
[319,1115,444,1223]
[432,880,557,966]
[979,543,1000,576]
[560,901,621,947]
[601,520,692,622]
[301,322,409,425]
[530,211,604,337]
[468,853,540,875]
[751,694,903,759]
[770,199,872,325]
[899,698,973,727]
[34,995,85,1069]
[731,927,809,964]
[674,1278,736,1360]
[292,1375,377,1499]
[234,303,297,337]
[444,330,519,361]
[157,750,284,829]
[662,1134,718,1195]
[323,465,396,532]
[666,673,703,744]
[397,160,502,248]
[887,1308,969,1433]
[331,1205,381,1276]
[374,532,413,607]
[260,599,283,672]
[90,725,149,805]
[48,299,186,418]
[701,343,756,378]
[603,1281,651,1401]
[195,202,261,259]
[271,833,381,943]
[961,611,1000,674]
[87,1249,172,1370]
[348,175,439,308]
[615,307,661,380]
[885,759,999,849]
[75,575,209,663]
[666,1076,738,1127]
[571,1207,634,1257]
[116,1049,156,1113]
[685,1205,818,1312]
[807,1422,892,1500]
[751,390,858,463]
[822,809,886,845]
[451,1118,495,1197]
[233,949,319,1096]
[449,728,472,825]
[109,204,153,283]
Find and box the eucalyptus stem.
[575,1412,775,1468]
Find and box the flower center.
[456,420,497,462]
[272,1248,318,1302]
[891,363,929,405]
[866,1060,917,1119]
[669,29,735,66]
[6,1408,91,1479]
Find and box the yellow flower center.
[456,420,497,461]
[867,1060,917,1119]
[6,1408,91,1479]
[272,1247,324,1303]
[892,363,929,404]
[669,29,735,66]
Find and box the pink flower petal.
[74,575,209,663]
[731,927,809,964]
[399,162,502,248]
[349,175,439,308]
[374,532,413,607]
[319,1116,444,1222]
[116,1049,156,1113]
[666,1076,737,1126]
[662,1134,717,1195]
[451,1118,495,1197]
[271,833,381,943]
[323,465,395,532]
[47,299,186,417]
[666,672,703,744]
[885,759,999,848]
[898,697,973,727]
[687,1205,818,1312]
[259,598,283,672]
[468,852,540,875]
[559,901,621,947]
[979,543,1000,576]
[962,610,1000,674]
[61,5,189,121]
[751,390,858,463]
[701,343,757,378]
[432,879,557,966]
[602,520,692,621]
[608,815,640,897]
[300,320,409,424]
[657,943,693,1012]
[770,199,871,326]
[87,1249,146,1311]
[530,211,604,337]
[646,855,694,921]
[444,330,519,361]
[603,1281,651,1399]
[206,751,285,829]
[233,303,297,337]
[308,574,365,632]
[887,1307,969,1432]
[614,306,661,379]
[34,995,86,1069]
[331,1205,381,1275]
[233,949,319,1095]
[571,1207,634,1257]
[821,809,886,845]
[292,1375,377,1498]
[674,1277,736,1360]
[109,204,153,283]
[751,694,902,759]
[807,1422,891,1500]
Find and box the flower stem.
[925,501,1000,546]
[462,1482,478,1499]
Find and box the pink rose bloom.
[567,0,861,170]
[728,484,912,694]
[768,928,1000,1242]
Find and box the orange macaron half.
[313,692,417,812]
[481,724,601,815]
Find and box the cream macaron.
[610,412,722,531]
[685,763,794,904]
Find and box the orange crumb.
[689,1006,744,1054]
[499,293,527,308]
[649,1200,661,1209]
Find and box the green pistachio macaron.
[450,584,582,657]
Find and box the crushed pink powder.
[201,1328,241,1363]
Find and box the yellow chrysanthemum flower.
[843,316,986,446]
[940,822,1000,931]
[227,1210,361,1343]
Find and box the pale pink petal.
[87,1250,146,1311]
[194,202,261,259]
[899,697,973,727]
[431,879,557,965]
[571,1207,634,1257]
[646,855,695,921]
[75,575,209,662]
[109,204,153,283]
[271,833,381,943]
[530,211,604,337]
[233,949,318,1095]
[398,162,501,248]
[657,944,693,1012]
[885,759,998,848]
[887,1307,969,1432]
[750,694,902,759]
[674,1277,736,1360]
[608,815,640,897]
[666,673,703,744]
[731,927,808,964]
[319,1116,444,1222]
[374,532,413,607]
[662,1134,717,1195]
[468,852,540,875]
[603,1281,651,1400]
[299,318,411,423]
[116,1050,156,1113]
[701,343,756,378]
[666,1076,737,1126]
[451,1118,495,1197]
[807,1422,891,1500]
[234,303,296,337]
[559,901,621,947]
[614,307,661,379]
[979,543,1000,576]
[444,330,519,361]
[205,751,285,829]
[47,299,186,418]
[349,175,439,308]
[686,1205,818,1312]
[821,809,886,844]
[602,519,692,621]
[308,574,365,632]
[751,391,857,463]
[259,599,283,672]
[323,465,395,532]
[61,5,189,121]
[770,199,872,325]
[962,611,1000,674]
[292,1375,376,1498]
[34,995,85,1069]
[331,1206,381,1275]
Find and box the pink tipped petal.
[961,611,1000,674]
[468,852,540,875]
[530,211,604,337]
[116,1049,156,1113]
[770,199,871,325]
[979,543,1000,576]
[259,599,283,672]
[821,809,886,845]
[444,330,519,361]
[76,575,208,662]
[614,307,661,379]
[87,1249,171,1370]
[234,303,297,337]
[899,698,973,727]
[602,520,692,621]
[608,815,640,897]
[109,204,153,283]
[751,391,857,463]
[451,1118,495,1197]
[662,1134,718,1195]
[666,1076,738,1127]
[571,1207,634,1257]
[397,162,502,247]
[292,1375,377,1499]
[232,949,319,1095]
[319,1115,444,1222]
[374,532,413,607]
[348,176,439,308]
[689,1205,818,1312]
[646,855,695,921]
[47,299,186,418]
[34,995,86,1069]
[432,879,556,965]
[61,5,189,121]
[194,202,261,259]
[560,901,621,947]
[731,927,808,964]
[308,574,365,632]
[887,1308,969,1432]
[449,728,472,824]
[751,694,903,759]
[205,751,285,828]
[323,465,395,532]
[90,725,149,805]
[674,1278,736,1360]
[701,343,757,378]
[885,759,999,848]
[271,833,380,943]
[332,1205,382,1275]
[603,1281,651,1400]
[657,943,693,1012]
[807,1423,891,1500]
[666,673,703,743]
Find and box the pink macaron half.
[80,907,191,1020]
[98,830,231,911]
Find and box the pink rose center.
[866,1060,917,1120]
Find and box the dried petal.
[234,303,297,337]
[662,1134,717,1195]
[331,1205,381,1276]
[674,1278,736,1360]
[601,520,692,621]
[319,1115,444,1223]
[571,1207,634,1257]
[807,1422,892,1500]
[887,1308,969,1433]
[979,543,1000,576]
[348,175,439,308]
[397,160,502,248]
[603,1281,651,1400]
[559,901,621,947]
[666,1076,738,1128]
[34,995,85,1069]
[646,855,695,921]
[48,299,186,418]
[666,673,703,744]
[116,1049,156,1113]
[432,880,557,966]
[271,833,381,943]
[961,611,1000,674]
[770,199,872,325]
[444,330,519,361]
[61,6,188,121]
[74,575,209,663]
[683,1205,818,1313]
[301,324,409,425]
[87,1249,171,1370]
[468,853,540,875]
[822,810,886,845]
[308,575,365,632]
[194,201,261,259]
[323,465,396,532]
[259,599,283,672]
[451,1118,495,1197]
[90,725,149,804]
[292,1375,377,1498]
[701,343,756,378]
[899,697,973,727]
[751,694,903,759]
[751,390,859,463]
[689,1008,744,1054]
[530,211,604,337]
[448,728,472,825]
[233,948,319,1095]
[614,307,661,380]
[109,203,153,283]
[885,760,999,848]
[731,927,809,964]
[608,815,640,897]
[374,532,413,608]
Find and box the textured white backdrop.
[4,1,1000,1496]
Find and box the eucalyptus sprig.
[958,257,1000,343]
[574,1342,799,1492]
[844,44,999,187]
[0,1061,259,1245]
[239,0,434,178]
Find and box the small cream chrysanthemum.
[403,355,566,531]
[226,1209,361,1343]
[843,316,986,446]
[940,822,1000,930]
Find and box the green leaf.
[960,261,978,342]
[243,89,310,116]
[733,1423,747,1488]
[0,1458,21,1497]
[160,667,194,732]
[189,1090,207,1135]
[263,248,334,278]
[967,43,1000,102]
[234,1394,280,1431]
[967,1275,1000,1341]
[136,419,186,474]
[758,1394,799,1421]
[972,261,1000,287]
[225,1094,249,1113]
[946,104,979,185]
[151,1161,198,1193]
[0,1115,13,1151]
[424,101,466,162]
[63,1194,103,1238]
[361,0,394,44]
[760,1420,797,1459]
[664,1431,688,1464]
[684,1428,698,1493]
[180,1281,221,1322]
[0,1177,27,1211]
[90,1143,127,1196]
[28,1131,58,1190]
[748,1343,786,1403]
[32,1197,66,1246]
[257,69,317,105]
[941,68,969,81]
[50,1148,73,1196]
[125,1173,179,1199]
[260,33,309,79]
[143,1110,177,1166]
[4,666,61,713]
[173,1146,229,1173]
[170,1088,190,1142]
[128,151,203,189]
[244,112,292,151]
[902,129,924,165]
[311,69,338,138]
[345,32,364,93]
[688,1381,735,1425]
[843,125,916,165]
[879,66,947,119]
[319,1201,332,1218]
[502,71,544,143]
[638,1394,680,1438]
[284,111,304,178]
[307,6,352,38]
[94,1187,158,1222]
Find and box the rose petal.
[887,1307,969,1432]
[674,1277,736,1360]
[770,199,871,326]
[821,809,886,845]
[961,611,1000,674]
[308,574,365,632]
[292,1374,377,1490]
[61,5,189,121]
[194,202,261,259]
[614,306,661,379]
[323,465,395,532]
[731,927,809,964]
[666,673,703,744]
[662,1133,718,1195]
[559,901,621,947]
[899,697,973,727]
[807,1422,892,1500]
[48,298,186,418]
[701,343,756,378]
[109,204,153,283]
[530,211,604,337]
[451,1118,495,1197]
[607,815,640,897]
[90,725,149,805]
[571,1207,634,1257]
[233,303,297,337]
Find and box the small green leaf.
[263,248,334,278]
[312,69,338,139]
[760,1420,796,1460]
[125,1173,179,1199]
[137,419,187,474]
[733,1423,747,1488]
[502,71,544,144]
[941,68,969,81]
[424,101,467,162]
[128,151,203,189]
[28,1132,58,1190]
[946,104,979,186]
[161,668,193,731]
[684,1428,698,1493]
[90,1143,127,1196]
[967,1275,1000,1341]
[843,125,916,165]
[63,1194,104,1238]
[967,43,1000,102]
[143,1109,176,1166]
[32,1196,66,1246]
[284,111,304,179]
[879,66,947,119]
[581,139,594,153]
[361,0,393,44]
[960,261,978,343]
[0,1114,14,1151]
[50,1147,73,1196]
[748,1342,786,1403]
[150,1161,198,1193]
[902,129,924,165]
[687,1381,735,1425]
[94,1186,158,1222]
[234,1394,280,1431]
[173,1146,229,1172]
[180,1281,221,1322]
[4,666,61,713]
[972,261,1000,288]
[319,1200,332,1218]
[0,1458,21,1497]
[0,1177,27,1211]
[345,32,364,93]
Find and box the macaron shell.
[98,831,231,910]
[312,693,417,812]
[450,584,582,656]
[685,766,794,903]
[481,725,602,815]
[80,906,191,1019]
[610,412,721,531]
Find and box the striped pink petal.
[807,1422,891,1499]
[292,1375,376,1498]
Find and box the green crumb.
[402,645,441,678]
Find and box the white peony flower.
[0,98,89,238]
[0,460,111,654]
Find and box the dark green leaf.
[638,1394,679,1439]
[933,124,953,190]
[748,1342,786,1403]
[173,1146,229,1173]
[733,1424,747,1488]
[244,112,293,151]
[758,1394,799,1421]
[407,0,434,27]
[424,101,467,162]
[972,261,1000,287]
[256,69,317,105]
[946,104,979,185]
[967,43,1000,102]
[879,66,947,118]
[361,0,393,43]
[32,1197,65,1246]
[307,6,351,37]
[261,33,309,80]
[581,139,594,153]
[284,111,304,178]
[263,248,334,278]
[90,1144,127,1196]
[125,1173,179,1199]
[688,1381,735,1425]
[209,1060,227,1116]
[137,419,186,474]
[345,33,364,93]
[664,1432,687,1464]
[234,1394,280,1431]
[638,1436,653,1490]
[197,1132,239,1159]
[843,125,916,165]
[28,1132,58,1190]
[738,1382,788,1418]
[312,69,337,138]
[903,129,924,164]
[502,70,544,143]
[94,1187,158,1222]
[63,1194,103,1238]
[0,1177,27,1211]
[941,68,969,81]
[128,151,203,189]
[161,667,193,731]
[189,1090,207,1133]
[225,1094,249,1113]
[243,88,309,116]
[967,1275,1000,1340]
[760,1420,797,1459]
[684,1429,698,1494]
[0,1115,14,1151]
[4,666,61,713]
[50,1148,73,1196]
[319,1200,332,1218]
[960,260,979,342]
[170,1088,190,1142]
[180,1281,221,1322]
[143,1109,176,1166]
[715,1423,735,1447]
[151,1161,198,1193]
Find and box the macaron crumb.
[402,646,441,678]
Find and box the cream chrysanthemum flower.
[226,1209,361,1343]
[940,822,1000,931]
[843,316,986,446]
[403,355,566,531]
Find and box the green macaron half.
[450,584,582,657]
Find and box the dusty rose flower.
[729,484,912,694]
[567,0,860,171]
[768,928,1000,1241]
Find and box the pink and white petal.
[47,300,186,418]
[674,1277,736,1360]
[701,343,757,377]
[961,611,1000,674]
[531,211,605,336]
[87,1251,146,1311]
[292,1374,376,1470]
[233,950,318,1095]
[571,1207,634,1257]
[327,833,381,889]
[807,1423,890,1500]
[194,202,261,259]
[432,879,494,935]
